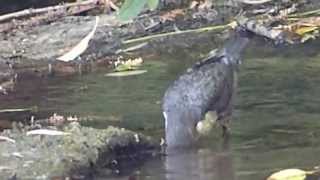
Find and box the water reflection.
[165,142,235,180]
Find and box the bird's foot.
[222,125,231,139]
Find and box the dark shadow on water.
[165,139,235,180]
[100,139,235,180]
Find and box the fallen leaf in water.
[105,69,147,77]
[123,57,143,66]
[11,152,23,158]
[114,57,143,72]
[271,129,300,134]
[26,129,71,136]
[267,169,313,180]
[115,63,138,72]
[0,136,15,143]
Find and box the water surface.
[1,37,320,179]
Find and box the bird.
[162,28,253,149]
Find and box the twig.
[237,17,286,42]
[0,0,100,33]
[116,42,149,54]
[104,0,119,11]
[288,8,320,18]
[0,0,98,23]
[0,106,38,113]
[123,23,233,44]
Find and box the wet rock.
[0,123,160,179]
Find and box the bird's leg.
[75,57,83,75]
[217,112,231,138]
[222,123,230,138]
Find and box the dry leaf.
[277,17,320,36]
[57,16,99,62]
[294,26,318,35]
[189,1,199,9]
[160,9,184,22]
[198,0,212,10]
[296,17,320,27]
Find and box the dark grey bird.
[162,28,252,148]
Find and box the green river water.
[1,36,320,180]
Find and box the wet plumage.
[163,29,252,148]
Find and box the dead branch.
[237,17,300,44]
[0,0,102,33]
[0,0,99,23]
[237,17,282,39]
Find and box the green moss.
[0,123,159,179]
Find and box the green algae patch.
[0,123,160,179]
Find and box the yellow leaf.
[295,26,318,35]
[114,57,143,72]
[123,57,143,67]
[267,169,308,180]
[115,64,137,72]
[229,21,238,29]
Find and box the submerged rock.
[0,123,160,179]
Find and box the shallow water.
[1,37,320,179]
